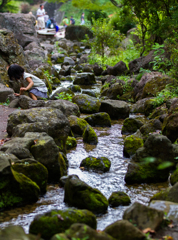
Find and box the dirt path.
[0,105,16,140]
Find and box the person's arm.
[20,77,34,92]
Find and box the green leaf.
[157,161,174,170]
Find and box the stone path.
[0,105,16,140]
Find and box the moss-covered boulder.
[104,220,145,240]
[68,115,89,137]
[139,119,162,141]
[68,85,81,93]
[73,72,96,85]
[7,107,70,151]
[0,225,42,240]
[45,99,80,117]
[124,135,144,157]
[84,112,111,127]
[121,118,143,135]
[130,98,150,114]
[12,159,48,194]
[0,155,40,210]
[108,191,131,207]
[123,202,164,230]
[52,223,114,240]
[99,100,130,120]
[72,94,101,114]
[29,208,96,240]
[83,125,98,145]
[100,83,123,100]
[64,175,108,214]
[150,182,178,203]
[162,113,178,143]
[80,156,111,173]
[66,136,77,150]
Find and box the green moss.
[0,191,23,209]
[124,135,144,156]
[83,126,98,145]
[170,168,178,186]
[80,156,111,172]
[66,136,77,150]
[150,189,169,202]
[58,152,67,177]
[29,208,96,239]
[108,191,131,207]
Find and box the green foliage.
[0,98,10,106]
[55,92,73,102]
[87,10,108,25]
[44,70,53,84]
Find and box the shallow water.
[0,119,169,233]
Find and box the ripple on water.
[0,121,169,232]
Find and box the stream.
[0,73,170,233]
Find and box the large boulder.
[84,112,111,127]
[123,202,164,230]
[83,125,98,145]
[108,192,131,207]
[0,151,40,210]
[130,98,151,113]
[0,13,38,48]
[68,115,89,137]
[7,107,70,152]
[133,72,162,101]
[139,119,162,140]
[104,220,145,240]
[64,175,109,214]
[99,100,130,120]
[45,99,80,117]
[73,72,96,85]
[18,95,45,109]
[107,61,128,76]
[65,25,93,41]
[29,208,96,239]
[100,83,123,100]
[72,94,101,114]
[129,50,154,74]
[124,134,144,157]
[0,29,29,85]
[80,156,111,173]
[125,134,174,184]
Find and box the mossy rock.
[68,115,89,137]
[84,112,111,127]
[148,104,168,119]
[162,113,178,143]
[118,91,134,102]
[65,25,93,41]
[121,118,143,135]
[144,98,162,117]
[125,162,170,184]
[83,125,98,145]
[124,135,144,157]
[12,159,48,194]
[80,156,111,173]
[108,191,131,207]
[68,85,81,93]
[64,175,108,214]
[29,208,96,240]
[139,119,162,141]
[66,136,77,150]
[58,152,68,177]
[0,167,40,210]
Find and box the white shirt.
[37,8,45,19]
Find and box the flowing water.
[0,77,170,233]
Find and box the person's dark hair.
[8,64,24,81]
[65,16,67,18]
[40,4,43,7]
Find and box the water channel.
[0,73,170,233]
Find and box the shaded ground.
[0,105,16,140]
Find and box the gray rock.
[51,53,65,64]
[99,100,130,120]
[83,125,98,145]
[45,99,80,117]
[121,118,143,135]
[73,94,101,114]
[82,90,97,98]
[0,13,38,48]
[59,65,71,76]
[84,112,111,127]
[104,220,145,240]
[130,98,151,113]
[63,57,75,66]
[18,95,45,109]
[123,202,164,230]
[73,72,96,85]
[107,61,128,76]
[0,83,14,102]
[68,115,89,137]
[92,63,103,76]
